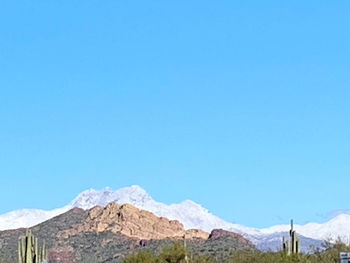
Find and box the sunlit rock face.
[58,202,209,241]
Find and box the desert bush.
[228,241,350,263]
[123,243,214,263]
[123,250,157,263]
[123,240,350,263]
[158,242,188,263]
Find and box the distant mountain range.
[1,185,348,251]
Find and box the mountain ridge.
[0,185,348,250]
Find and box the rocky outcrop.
[58,203,209,241]
[209,229,253,245]
[185,229,209,239]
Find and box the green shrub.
[158,242,188,263]
[123,243,214,263]
[123,251,157,263]
[123,241,350,263]
[228,242,350,263]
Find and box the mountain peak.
[117,185,151,198]
[69,185,153,210]
[331,213,350,222]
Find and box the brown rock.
[58,202,204,240]
[185,229,210,239]
[208,229,253,245]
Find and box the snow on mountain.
[0,185,349,249]
[261,214,350,242]
[0,206,70,231]
[69,185,260,236]
[249,232,323,253]
[69,186,153,210]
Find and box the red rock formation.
[58,203,209,240]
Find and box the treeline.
[122,241,350,263]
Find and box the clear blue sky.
[1,1,350,228]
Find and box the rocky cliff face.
[58,203,208,240]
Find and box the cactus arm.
[17,230,47,263]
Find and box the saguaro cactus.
[283,220,300,255]
[18,230,47,263]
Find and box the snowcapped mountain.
[250,232,324,252]
[69,185,260,236]
[0,185,348,250]
[260,214,350,242]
